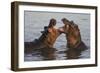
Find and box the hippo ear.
[48,28,52,32]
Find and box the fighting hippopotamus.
[25,18,88,60]
[60,18,88,59]
[61,18,88,51]
[25,18,63,54]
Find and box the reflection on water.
[66,49,82,59]
[40,48,56,60]
[24,46,89,61]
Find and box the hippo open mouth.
[61,18,88,50]
[24,18,63,54]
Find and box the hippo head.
[60,18,79,33]
[60,18,82,48]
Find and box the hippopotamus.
[24,18,63,54]
[61,18,88,51]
